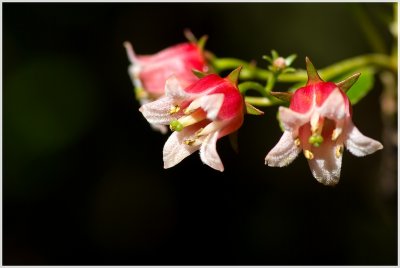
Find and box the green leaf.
[245,102,264,115]
[345,68,375,105]
[271,50,279,60]
[262,55,272,63]
[285,54,297,66]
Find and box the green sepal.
[226,66,242,85]
[192,69,208,78]
[345,68,375,105]
[270,91,293,102]
[305,57,324,85]
[245,102,264,115]
[336,72,361,92]
[183,28,197,43]
[197,35,208,51]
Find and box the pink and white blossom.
[139,68,244,171]
[265,58,383,185]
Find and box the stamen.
[332,128,342,141]
[183,107,193,115]
[194,128,204,138]
[304,150,314,160]
[169,109,207,132]
[335,145,344,158]
[184,139,196,145]
[169,120,183,132]
[169,105,180,114]
[310,113,320,133]
[294,138,301,147]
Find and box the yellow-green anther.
[309,134,324,147]
[170,120,183,132]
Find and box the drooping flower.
[139,67,245,172]
[265,58,383,185]
[124,41,208,133]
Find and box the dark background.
[3,3,397,265]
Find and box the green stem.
[245,96,285,107]
[265,73,277,93]
[212,53,395,83]
[238,81,267,96]
[244,96,274,106]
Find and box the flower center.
[308,112,325,147]
[169,108,207,132]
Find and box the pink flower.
[139,68,245,172]
[124,41,208,133]
[265,58,383,185]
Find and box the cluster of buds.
[124,38,383,186]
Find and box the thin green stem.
[244,96,274,106]
[245,96,285,107]
[212,53,395,83]
[238,81,267,96]
[265,73,277,93]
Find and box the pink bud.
[124,41,208,96]
[124,41,208,134]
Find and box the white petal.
[165,75,190,99]
[308,145,342,186]
[123,41,139,64]
[139,97,175,125]
[200,131,224,172]
[317,88,346,120]
[163,129,200,169]
[128,65,143,89]
[265,131,301,167]
[197,120,226,137]
[279,107,309,132]
[186,94,224,120]
[124,42,142,89]
[345,121,383,156]
[150,123,168,134]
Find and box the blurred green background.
[3,3,397,265]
